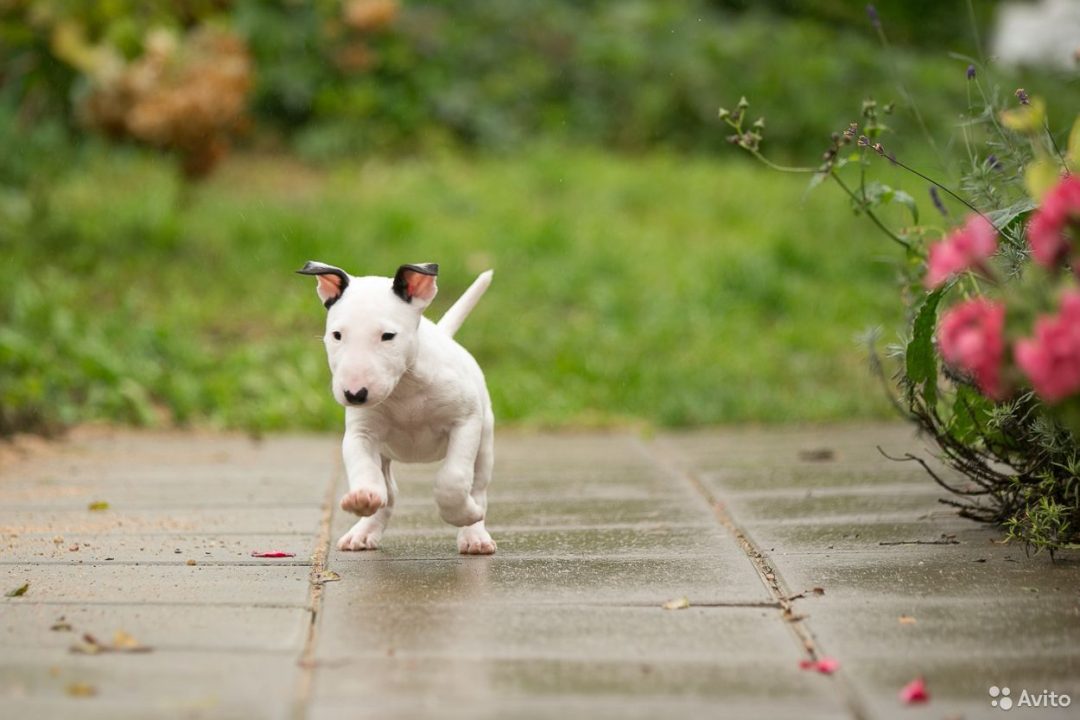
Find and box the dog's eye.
[381,332,397,342]
[331,331,342,341]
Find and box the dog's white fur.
[298,261,496,555]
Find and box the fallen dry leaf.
[66,681,97,697]
[51,618,73,632]
[5,582,29,597]
[87,501,109,511]
[314,570,341,585]
[661,597,690,610]
[69,634,103,655]
[70,630,151,655]
[899,676,929,704]
[898,615,917,625]
[112,630,140,650]
[251,550,296,558]
[186,559,197,566]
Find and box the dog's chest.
[375,390,456,463]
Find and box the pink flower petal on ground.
[798,657,840,674]
[814,657,841,674]
[250,551,296,558]
[899,677,930,704]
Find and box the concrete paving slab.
[0,603,310,652]
[0,532,320,564]
[767,529,1080,601]
[0,478,328,509]
[0,506,323,537]
[319,554,768,605]
[308,695,849,720]
[326,525,731,560]
[314,604,785,661]
[2,563,313,606]
[310,656,847,720]
[1,648,299,720]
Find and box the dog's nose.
[343,387,368,405]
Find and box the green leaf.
[985,199,1037,232]
[860,181,919,223]
[948,384,995,445]
[906,288,943,408]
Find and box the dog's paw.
[337,519,384,551]
[457,524,496,555]
[340,487,386,517]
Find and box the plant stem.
[744,149,816,174]
[831,173,911,250]
[885,154,995,225]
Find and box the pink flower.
[799,657,841,674]
[937,299,1007,400]
[1014,291,1080,403]
[1027,175,1080,269]
[925,215,997,288]
[899,677,929,704]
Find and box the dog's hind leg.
[338,455,397,551]
[434,417,486,527]
[457,417,496,555]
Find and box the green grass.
[1,146,908,433]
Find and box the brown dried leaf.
[66,681,97,697]
[314,570,341,585]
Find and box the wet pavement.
[1,425,1078,719]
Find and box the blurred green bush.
[4,0,1075,167]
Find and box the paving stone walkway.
[1,425,1078,719]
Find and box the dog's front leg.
[338,455,397,551]
[339,430,388,517]
[434,418,485,527]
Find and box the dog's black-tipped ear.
[392,263,439,309]
[296,261,350,309]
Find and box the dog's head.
[297,261,438,408]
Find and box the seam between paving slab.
[291,454,342,720]
[639,437,871,720]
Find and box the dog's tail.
[437,270,493,338]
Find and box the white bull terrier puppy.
[297,260,497,555]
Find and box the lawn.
[1,146,908,433]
